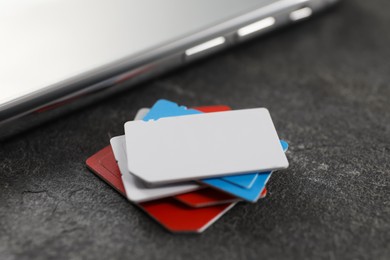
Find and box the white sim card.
[134,108,150,121]
[124,108,289,185]
[110,111,201,203]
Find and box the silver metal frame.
[0,0,338,140]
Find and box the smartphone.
[0,0,338,139]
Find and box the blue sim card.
[222,173,258,189]
[202,140,288,202]
[142,100,201,121]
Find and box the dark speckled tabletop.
[1,0,389,259]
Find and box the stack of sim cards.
[86,100,289,233]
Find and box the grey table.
[1,0,389,259]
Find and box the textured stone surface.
[1,0,389,259]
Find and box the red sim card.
[86,145,126,196]
[139,198,234,233]
[86,106,238,233]
[260,188,267,198]
[86,145,235,233]
[193,105,231,113]
[174,187,239,207]
[175,188,267,208]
